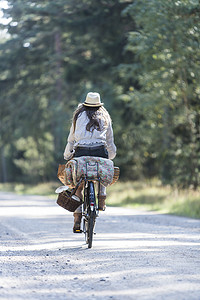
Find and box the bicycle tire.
[87,181,96,248]
[83,183,89,244]
[88,210,95,248]
[83,217,89,244]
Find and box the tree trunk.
[1,146,7,182]
[52,29,64,164]
[55,30,62,103]
[161,105,171,183]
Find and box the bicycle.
[82,176,100,248]
[57,158,119,248]
[57,165,102,249]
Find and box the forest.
[0,0,200,189]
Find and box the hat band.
[84,102,103,106]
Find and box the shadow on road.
[0,192,200,300]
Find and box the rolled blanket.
[64,165,75,187]
[66,156,114,187]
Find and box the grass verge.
[0,180,199,219]
[107,181,200,219]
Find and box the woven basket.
[56,191,82,212]
[110,167,120,185]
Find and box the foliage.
[0,0,200,190]
[118,0,200,188]
[0,0,132,182]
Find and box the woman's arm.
[106,121,117,160]
[63,123,75,160]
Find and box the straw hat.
[83,92,104,107]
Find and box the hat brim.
[83,102,104,107]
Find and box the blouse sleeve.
[63,123,75,160]
[106,120,117,160]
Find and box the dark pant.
[74,145,108,159]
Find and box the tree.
[0,0,133,182]
[120,0,200,188]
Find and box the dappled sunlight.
[0,192,200,299]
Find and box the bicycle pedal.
[73,229,83,233]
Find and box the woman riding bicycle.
[63,92,116,233]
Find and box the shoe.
[73,213,82,233]
[98,195,106,211]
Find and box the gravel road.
[0,191,200,300]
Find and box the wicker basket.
[56,191,82,212]
[110,167,120,185]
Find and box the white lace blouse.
[63,111,117,160]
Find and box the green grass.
[0,180,199,219]
[106,181,200,219]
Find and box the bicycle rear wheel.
[84,181,96,248]
[88,210,96,248]
[83,217,89,244]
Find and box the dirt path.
[0,191,200,300]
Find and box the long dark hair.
[72,104,110,133]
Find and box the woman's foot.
[73,212,82,233]
[98,195,106,211]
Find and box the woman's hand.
[64,150,74,161]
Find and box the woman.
[63,92,116,232]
